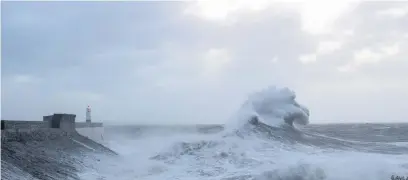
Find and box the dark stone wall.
[3,114,103,131]
[1,128,117,180]
[1,120,49,130]
[1,113,114,180]
[2,114,78,132]
[51,114,76,132]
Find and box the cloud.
[299,40,343,64]
[338,43,401,72]
[299,54,317,64]
[2,1,408,123]
[184,0,359,35]
[317,41,343,55]
[377,6,408,18]
[10,74,42,84]
[184,0,271,23]
[297,0,359,34]
[200,48,232,79]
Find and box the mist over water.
[81,86,408,180]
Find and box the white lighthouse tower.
[86,105,92,123]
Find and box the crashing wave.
[151,86,311,161]
[225,86,310,131]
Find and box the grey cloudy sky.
[2,1,408,124]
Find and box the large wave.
[150,86,313,161]
[225,86,310,132]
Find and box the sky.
[1,1,408,124]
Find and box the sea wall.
[1,128,116,180]
[2,115,106,146]
[1,114,116,180]
[2,115,105,142]
[75,122,103,128]
[1,120,48,130]
[75,122,105,144]
[2,114,77,132]
[76,127,105,144]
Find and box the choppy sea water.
[80,122,407,180]
[79,86,408,180]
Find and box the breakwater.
[1,113,116,180]
[76,122,105,145]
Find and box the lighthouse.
[86,105,91,123]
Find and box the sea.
[77,86,408,180]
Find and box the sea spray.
[87,86,408,180]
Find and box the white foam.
[225,86,310,132]
[89,133,408,180]
[79,85,408,180]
